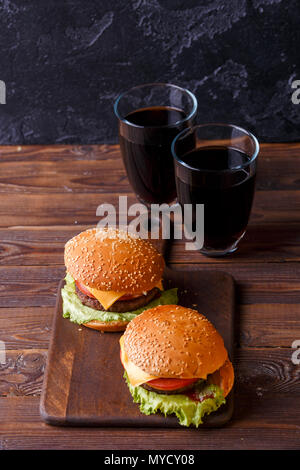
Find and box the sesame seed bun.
[83,319,129,332]
[64,228,164,293]
[123,305,228,379]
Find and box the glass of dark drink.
[172,123,259,256]
[114,83,197,206]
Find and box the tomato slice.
[147,377,199,391]
[119,293,144,301]
[75,280,96,299]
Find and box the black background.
[0,0,299,144]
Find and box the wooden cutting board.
[40,267,235,427]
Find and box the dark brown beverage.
[119,106,191,204]
[176,147,256,251]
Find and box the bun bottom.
[83,319,129,332]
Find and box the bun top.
[64,228,164,293]
[123,305,228,379]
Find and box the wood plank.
[0,142,299,161]
[0,266,65,307]
[0,160,130,194]
[0,146,299,194]
[249,190,300,224]
[0,190,299,227]
[0,145,118,162]
[0,193,137,227]
[255,156,300,191]
[1,426,299,450]
[235,347,300,396]
[239,304,300,347]
[1,303,299,350]
[0,144,299,228]
[258,142,300,157]
[169,224,300,264]
[1,222,300,266]
[1,263,300,307]
[1,391,300,449]
[1,348,299,398]
[0,349,47,397]
[0,307,52,350]
[170,263,300,305]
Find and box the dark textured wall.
[0,0,299,144]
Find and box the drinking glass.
[114,83,197,207]
[172,123,259,256]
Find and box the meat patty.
[140,380,204,395]
[75,285,161,313]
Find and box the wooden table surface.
[0,143,300,450]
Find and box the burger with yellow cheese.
[62,228,177,331]
[120,305,234,426]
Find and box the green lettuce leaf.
[62,273,178,324]
[125,373,225,427]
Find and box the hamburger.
[62,228,178,331]
[120,305,234,426]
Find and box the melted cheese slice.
[85,280,164,311]
[207,358,234,397]
[120,335,158,387]
[87,287,125,310]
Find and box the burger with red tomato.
[62,228,178,332]
[120,304,234,426]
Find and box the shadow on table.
[233,223,300,261]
